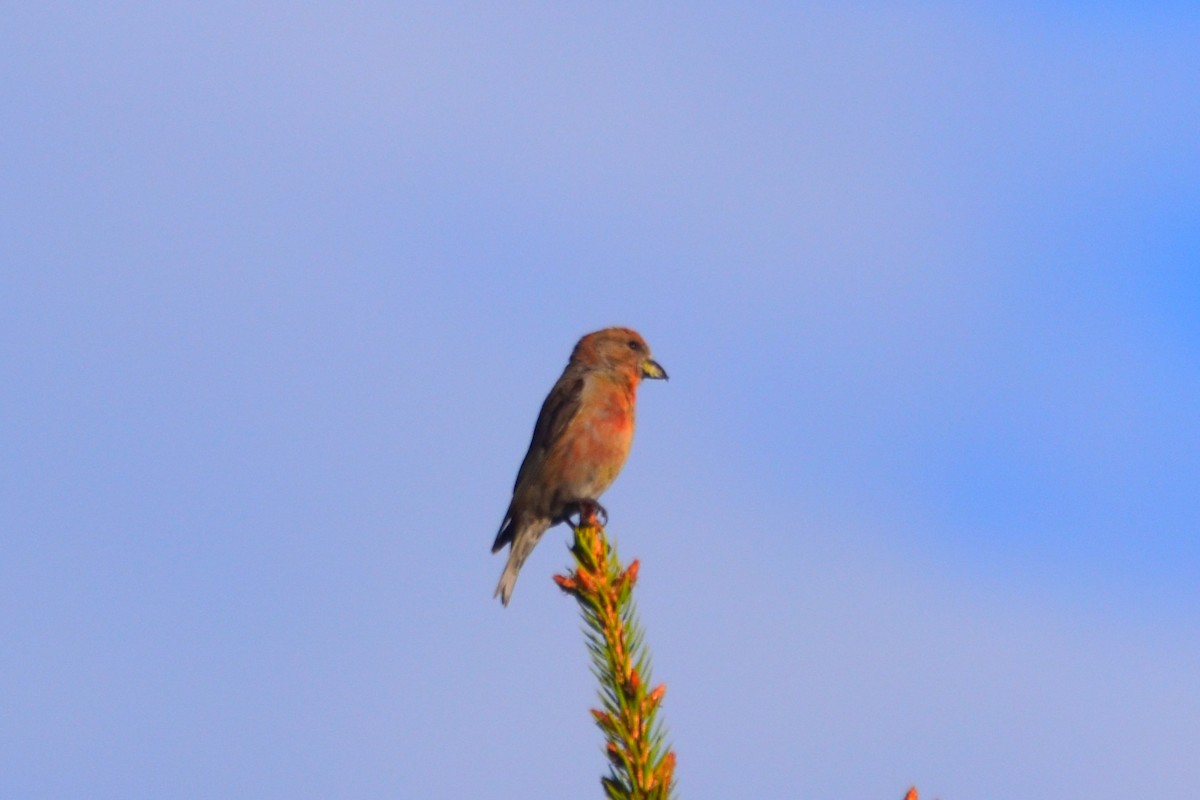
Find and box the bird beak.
[640,358,668,381]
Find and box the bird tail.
[493,517,551,606]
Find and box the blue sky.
[3,3,1198,798]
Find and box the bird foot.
[577,500,608,527]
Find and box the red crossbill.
[492,327,668,605]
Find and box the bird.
[492,327,668,605]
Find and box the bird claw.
[577,500,608,527]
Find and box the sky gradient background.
[3,3,1199,798]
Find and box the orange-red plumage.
[492,327,667,605]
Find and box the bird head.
[573,327,668,382]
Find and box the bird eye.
[628,339,643,351]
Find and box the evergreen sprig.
[555,520,677,800]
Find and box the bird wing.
[491,373,584,553]
[513,374,584,494]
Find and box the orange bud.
[904,788,918,800]
[575,569,596,593]
[648,684,666,705]
[657,751,676,784]
[590,708,616,734]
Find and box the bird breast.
[561,381,635,498]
